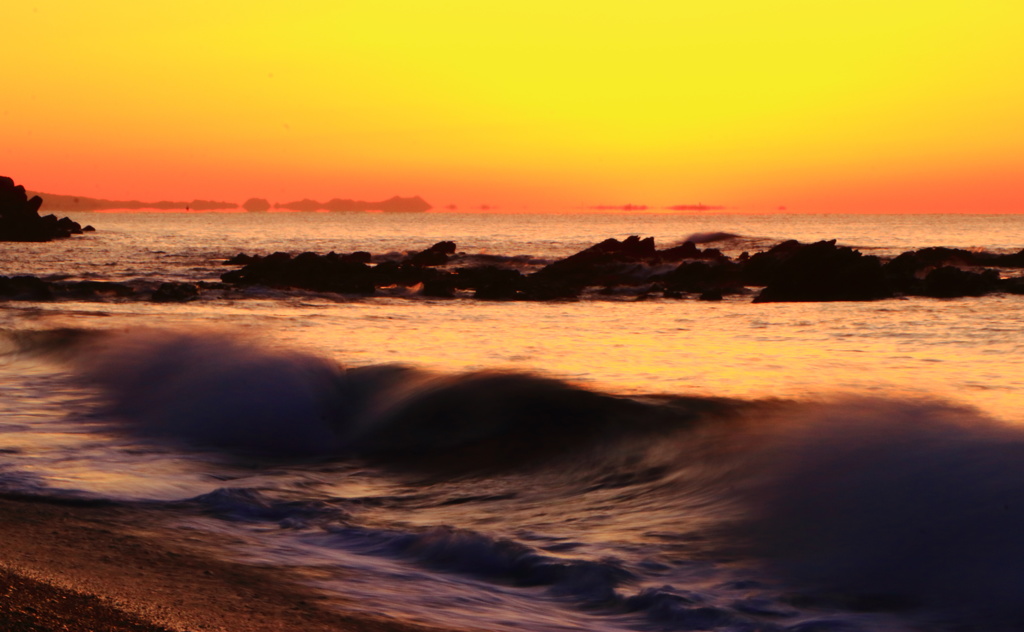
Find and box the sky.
[2,1,1023,212]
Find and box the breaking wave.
[18,327,1024,628]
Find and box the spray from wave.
[724,398,1024,629]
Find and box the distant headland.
[28,191,238,211]
[29,191,433,213]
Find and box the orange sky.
[3,1,1022,212]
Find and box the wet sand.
[0,494,452,632]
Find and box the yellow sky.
[3,1,1022,211]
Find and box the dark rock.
[151,282,200,302]
[658,241,728,262]
[474,282,522,300]
[345,251,373,264]
[1001,276,1024,294]
[752,240,892,303]
[919,266,1000,298]
[884,247,980,279]
[408,241,457,267]
[661,261,743,295]
[740,239,804,286]
[0,177,87,241]
[225,253,254,265]
[454,266,524,291]
[699,290,724,301]
[0,275,54,300]
[421,279,456,298]
[976,247,1024,268]
[62,281,134,300]
[659,240,700,260]
[531,236,664,296]
[220,251,376,294]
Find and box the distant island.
[589,204,650,211]
[275,195,432,213]
[29,192,238,211]
[588,203,727,211]
[665,204,726,211]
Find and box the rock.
[225,253,254,265]
[658,241,728,262]
[0,177,87,241]
[151,282,200,302]
[407,241,457,267]
[530,236,663,296]
[661,260,743,295]
[62,281,134,300]
[0,275,54,301]
[919,266,1000,298]
[739,239,804,286]
[1001,276,1024,294]
[421,278,457,298]
[752,240,892,302]
[884,247,980,281]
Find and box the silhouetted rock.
[225,253,255,265]
[151,282,200,302]
[976,248,1024,268]
[0,177,86,241]
[740,240,804,286]
[408,241,457,267]
[62,281,134,300]
[242,198,272,212]
[919,266,1000,298]
[0,275,53,300]
[658,241,729,262]
[884,247,980,279]
[421,278,457,298]
[661,260,744,296]
[752,240,892,302]
[530,236,660,295]
[1001,276,1024,294]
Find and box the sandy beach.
[0,494,451,632]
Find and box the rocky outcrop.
[0,177,90,241]
[751,240,892,303]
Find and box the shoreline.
[0,494,452,632]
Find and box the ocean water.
[2,211,1024,631]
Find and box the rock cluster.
[3,233,1021,305]
[0,176,94,241]
[219,236,1024,302]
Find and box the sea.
[2,210,1023,631]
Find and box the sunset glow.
[4,1,1023,212]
